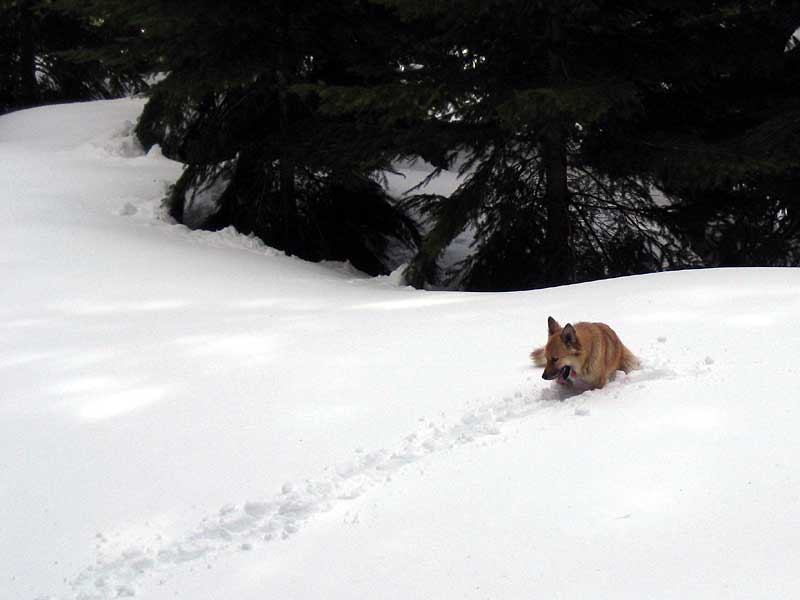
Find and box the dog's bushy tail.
[530,347,546,367]
[620,345,640,373]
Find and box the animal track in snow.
[62,365,676,599]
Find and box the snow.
[2,99,800,600]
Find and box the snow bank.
[2,100,799,600]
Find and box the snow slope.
[2,100,799,600]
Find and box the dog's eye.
[550,357,558,363]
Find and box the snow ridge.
[65,365,675,599]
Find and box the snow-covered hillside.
[2,100,799,600]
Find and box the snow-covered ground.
[2,99,800,600]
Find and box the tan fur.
[531,316,639,389]
[530,347,547,367]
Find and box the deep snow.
[2,99,800,600]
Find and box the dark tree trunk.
[277,2,298,257]
[541,5,573,287]
[542,127,571,286]
[279,148,297,256]
[19,0,38,107]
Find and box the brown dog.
[531,316,639,389]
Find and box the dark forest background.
[3,0,800,291]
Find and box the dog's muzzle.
[543,364,572,382]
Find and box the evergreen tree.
[340,0,800,290]
[84,0,420,275]
[337,0,695,289]
[585,1,800,268]
[0,0,143,113]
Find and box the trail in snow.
[65,363,677,600]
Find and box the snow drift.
[2,99,799,600]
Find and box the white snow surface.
[2,99,800,600]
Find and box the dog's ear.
[547,316,561,335]
[561,323,578,347]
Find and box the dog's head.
[541,316,581,384]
